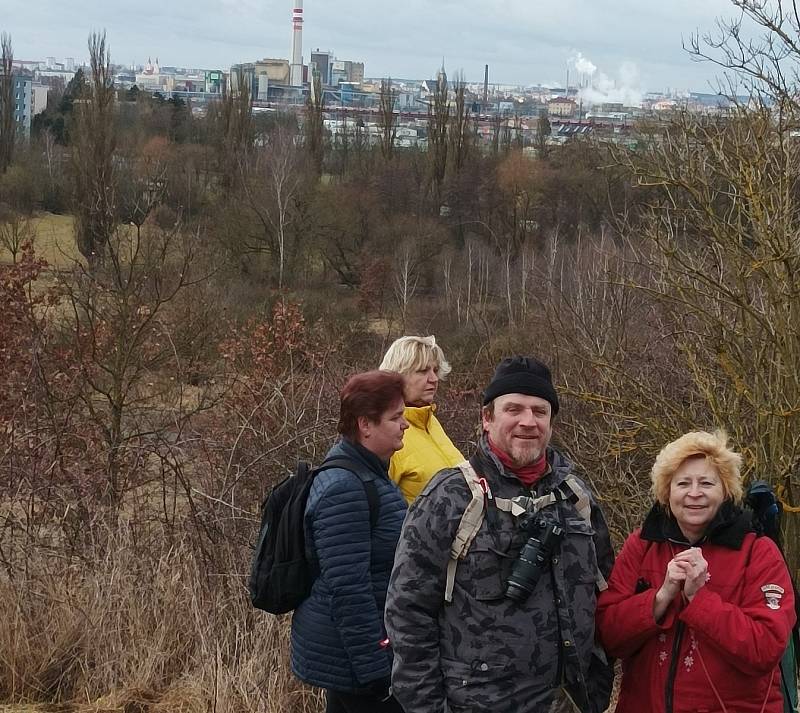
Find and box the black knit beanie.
[482,356,559,414]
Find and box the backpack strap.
[445,461,488,603]
[445,464,606,600]
[316,456,381,529]
[363,480,380,530]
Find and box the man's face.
[482,394,553,467]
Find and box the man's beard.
[507,441,544,468]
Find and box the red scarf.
[488,437,548,486]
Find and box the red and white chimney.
[289,0,303,86]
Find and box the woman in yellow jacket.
[379,336,464,503]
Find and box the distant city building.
[37,67,77,83]
[136,57,169,91]
[396,90,419,110]
[1,71,39,138]
[257,58,290,85]
[12,59,44,72]
[548,96,577,118]
[349,61,364,84]
[420,79,435,95]
[652,99,678,112]
[205,70,223,94]
[330,59,363,85]
[115,71,137,89]
[339,81,358,104]
[230,58,291,99]
[310,49,333,86]
[229,63,254,93]
[31,83,49,118]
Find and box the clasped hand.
[659,547,709,602]
[653,547,710,621]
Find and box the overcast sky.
[5,0,746,93]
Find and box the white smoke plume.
[568,52,643,108]
[569,52,597,78]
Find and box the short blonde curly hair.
[379,335,452,379]
[651,430,743,506]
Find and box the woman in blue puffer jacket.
[291,370,409,713]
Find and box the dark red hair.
[338,370,405,440]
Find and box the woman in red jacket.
[596,430,795,713]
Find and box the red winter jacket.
[596,504,796,713]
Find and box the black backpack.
[745,480,799,713]
[249,456,380,614]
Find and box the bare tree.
[335,104,350,175]
[378,78,397,162]
[0,208,35,263]
[305,70,325,175]
[427,72,449,206]
[535,110,551,159]
[241,125,301,288]
[549,104,800,574]
[687,0,800,109]
[215,66,253,188]
[394,243,419,329]
[71,31,117,266]
[501,114,512,154]
[490,112,502,156]
[57,219,214,507]
[0,33,14,174]
[448,75,471,175]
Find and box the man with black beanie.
[386,356,614,713]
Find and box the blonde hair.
[379,335,452,378]
[651,430,743,506]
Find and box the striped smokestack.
[290,0,304,86]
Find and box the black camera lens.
[505,523,564,603]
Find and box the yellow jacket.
[389,404,464,503]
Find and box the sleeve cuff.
[678,586,716,625]
[640,588,679,629]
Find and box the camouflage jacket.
[385,437,614,713]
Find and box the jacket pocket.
[441,656,513,708]
[563,516,598,584]
[458,544,509,601]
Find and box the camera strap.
[495,475,608,593]
[445,464,607,602]
[499,477,587,519]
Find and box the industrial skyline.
[4,0,748,93]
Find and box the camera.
[505,515,564,603]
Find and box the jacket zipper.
[665,620,685,713]
[550,565,565,687]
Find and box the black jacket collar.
[640,500,755,549]
[336,437,390,478]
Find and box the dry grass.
[1,214,83,269]
[0,527,322,713]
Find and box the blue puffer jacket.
[290,437,407,692]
